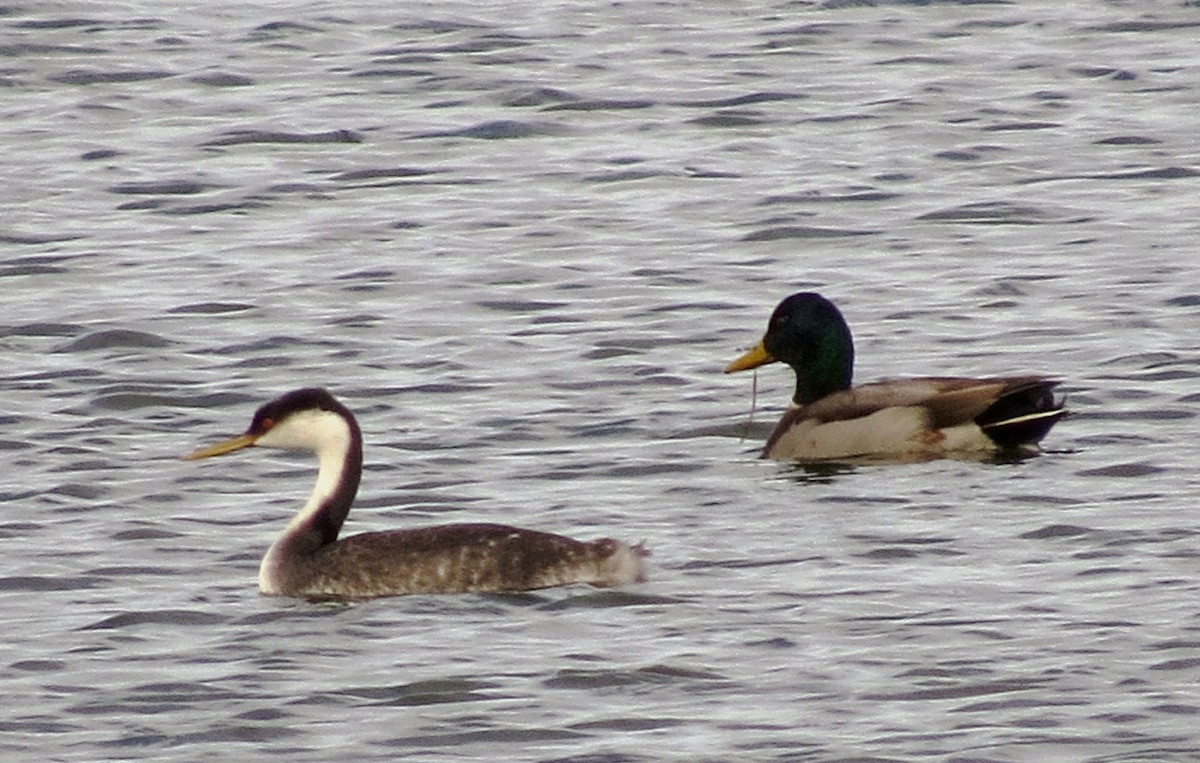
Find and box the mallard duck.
[725,292,1067,461]
[183,388,647,599]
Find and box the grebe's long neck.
[300,420,362,545]
[258,406,362,593]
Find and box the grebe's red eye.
[261,417,275,430]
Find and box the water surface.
[2,1,1199,761]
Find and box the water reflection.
[775,460,861,484]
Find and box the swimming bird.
[725,292,1067,461]
[182,388,647,599]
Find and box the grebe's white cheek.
[255,409,350,452]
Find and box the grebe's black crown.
[249,388,342,434]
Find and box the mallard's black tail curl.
[977,380,1067,449]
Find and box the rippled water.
[3,1,1200,760]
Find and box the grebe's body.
[184,388,646,599]
[726,293,1067,462]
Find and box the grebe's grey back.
[183,388,647,599]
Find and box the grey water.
[2,0,1199,760]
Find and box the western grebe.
[725,292,1067,461]
[183,388,648,599]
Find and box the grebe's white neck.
[255,407,362,594]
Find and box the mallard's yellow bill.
[181,433,259,461]
[725,340,776,373]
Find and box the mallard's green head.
[725,292,855,405]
